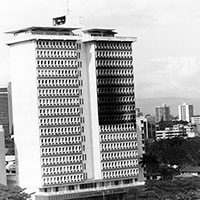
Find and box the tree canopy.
[140,137,200,180]
[124,176,200,200]
[0,184,33,200]
[155,137,200,166]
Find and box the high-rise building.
[178,103,194,122]
[7,23,143,199]
[0,83,13,138]
[155,104,170,122]
[136,115,156,140]
[0,125,6,185]
[145,115,156,139]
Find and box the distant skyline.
[1,0,200,98]
[136,96,200,116]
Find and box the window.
[69,185,75,190]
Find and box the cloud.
[1,0,200,31]
[135,56,200,98]
[1,0,200,99]
[134,0,200,26]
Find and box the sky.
[0,0,200,98]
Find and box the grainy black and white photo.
[0,0,200,200]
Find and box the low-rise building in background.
[191,115,200,125]
[135,108,143,117]
[156,125,185,140]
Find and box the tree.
[145,137,200,168]
[139,153,160,180]
[144,177,200,200]
[0,184,33,200]
[123,187,143,200]
[158,165,178,181]
[141,137,200,180]
[124,176,200,200]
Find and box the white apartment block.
[178,103,194,122]
[156,124,198,140]
[0,125,6,185]
[7,25,143,199]
[156,125,184,140]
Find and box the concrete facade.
[156,125,184,140]
[178,103,194,122]
[0,83,13,137]
[155,104,170,122]
[7,25,144,199]
[0,126,6,185]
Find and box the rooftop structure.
[180,166,200,177]
[6,26,79,35]
[83,28,117,37]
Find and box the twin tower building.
[7,20,143,199]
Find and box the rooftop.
[83,28,117,37]
[6,26,137,44]
[181,166,200,173]
[6,26,80,35]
